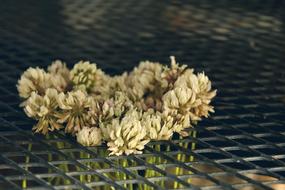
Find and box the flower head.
[137,96,163,112]
[163,87,198,112]
[17,67,52,99]
[100,91,134,121]
[86,99,101,126]
[48,60,70,79]
[142,110,174,140]
[70,61,99,92]
[24,88,62,134]
[161,56,188,90]
[89,69,111,98]
[57,90,93,134]
[88,72,130,102]
[194,72,217,117]
[162,87,200,133]
[48,60,71,92]
[174,71,217,118]
[102,109,149,156]
[77,127,102,146]
[127,61,164,100]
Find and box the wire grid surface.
[0,0,285,189]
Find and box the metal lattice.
[1,0,285,189]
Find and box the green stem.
[115,159,120,182]
[22,143,32,189]
[191,131,197,154]
[80,151,85,183]
[45,134,54,184]
[174,137,183,189]
[86,153,91,183]
[144,145,156,190]
[122,159,128,189]
[57,141,70,185]
[188,131,197,184]
[156,145,164,188]
[48,150,53,184]
[151,146,157,188]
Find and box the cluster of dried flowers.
[17,57,216,156]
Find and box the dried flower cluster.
[17,57,216,156]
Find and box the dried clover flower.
[127,61,164,100]
[126,61,169,111]
[48,60,70,79]
[17,67,52,99]
[194,72,217,117]
[173,69,196,90]
[77,127,102,146]
[162,68,217,135]
[24,88,62,134]
[70,61,99,92]
[48,60,71,92]
[162,87,201,133]
[99,121,113,141]
[57,90,93,134]
[142,110,174,140]
[163,87,198,112]
[103,109,149,156]
[166,111,199,136]
[100,91,133,121]
[86,99,100,126]
[161,56,188,90]
[138,95,163,112]
[174,71,217,118]
[102,73,129,99]
[112,73,129,92]
[89,69,112,98]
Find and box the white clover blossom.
[101,73,129,99]
[86,99,100,126]
[48,60,70,78]
[70,61,99,92]
[127,61,163,99]
[57,90,93,134]
[103,109,149,156]
[142,110,174,140]
[194,72,217,117]
[100,91,134,122]
[77,127,102,146]
[90,70,111,98]
[24,88,62,134]
[163,87,199,111]
[161,56,188,90]
[17,67,52,99]
[174,70,217,118]
[48,60,71,92]
[162,87,201,134]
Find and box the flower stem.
[79,151,85,183]
[122,159,128,189]
[187,131,197,184]
[22,143,32,189]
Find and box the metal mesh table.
[0,0,285,189]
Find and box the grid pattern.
[1,0,285,189]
